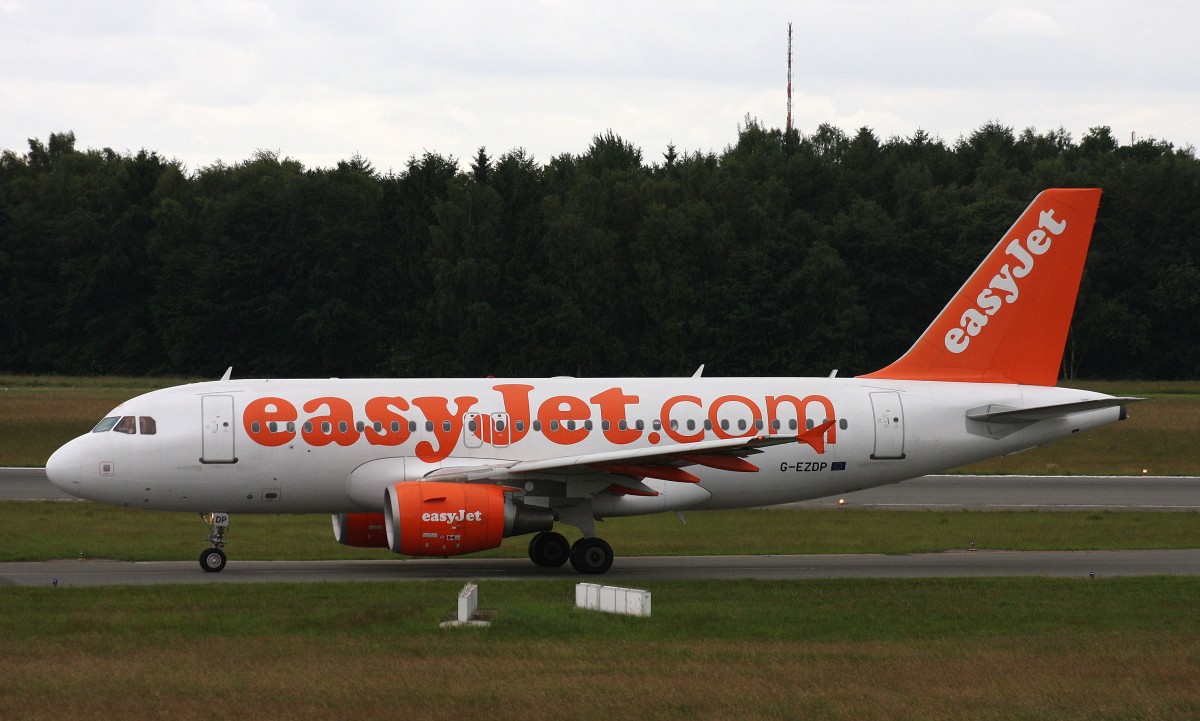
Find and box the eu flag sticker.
[831,462,847,471]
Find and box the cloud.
[978,6,1064,39]
[1,1,1197,170]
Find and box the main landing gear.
[199,512,230,572]
[527,531,614,574]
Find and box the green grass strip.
[5,501,1198,562]
[1,578,1197,721]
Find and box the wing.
[423,420,836,496]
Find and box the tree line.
[1,122,1197,380]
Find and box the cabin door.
[201,395,238,463]
[869,392,906,460]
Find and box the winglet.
[860,189,1102,386]
[797,419,836,454]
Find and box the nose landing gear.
[199,512,230,572]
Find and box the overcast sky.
[2,1,1196,173]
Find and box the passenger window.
[92,417,120,433]
[139,417,156,435]
[635,420,644,431]
[114,416,137,434]
[840,419,848,430]
[515,420,525,432]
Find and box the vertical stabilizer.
[860,188,1102,386]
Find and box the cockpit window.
[91,415,158,435]
[91,417,120,433]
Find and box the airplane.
[45,188,1139,574]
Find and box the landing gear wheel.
[199,512,230,573]
[569,537,614,575]
[528,531,570,568]
[199,547,227,573]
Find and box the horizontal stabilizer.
[966,397,1142,424]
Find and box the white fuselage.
[45,376,1122,516]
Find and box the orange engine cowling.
[384,481,554,557]
[331,512,389,548]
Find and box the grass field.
[5,501,1199,562]
[2,578,1197,720]
[1,375,1198,473]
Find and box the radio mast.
[786,22,794,132]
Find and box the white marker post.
[440,582,489,628]
[576,583,652,617]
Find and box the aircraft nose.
[45,440,83,494]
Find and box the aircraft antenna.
[786,22,793,132]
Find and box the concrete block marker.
[576,583,652,617]
[439,582,492,628]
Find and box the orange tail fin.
[860,188,1102,386]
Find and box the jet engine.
[383,481,554,557]
[331,512,389,548]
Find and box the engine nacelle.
[331,512,389,548]
[383,481,554,557]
